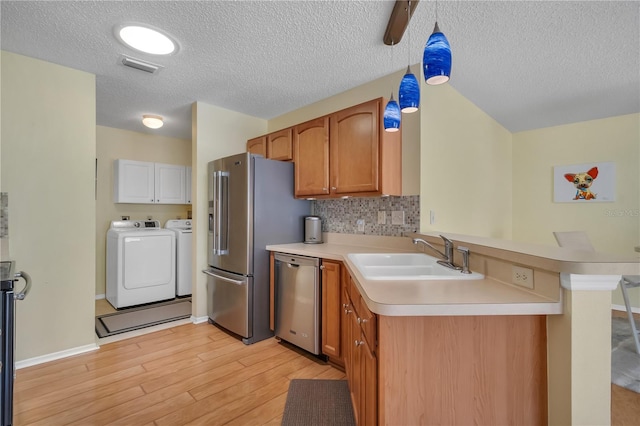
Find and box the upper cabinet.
[294,117,330,196]
[113,159,190,204]
[247,136,267,157]
[267,128,293,161]
[246,128,293,161]
[294,98,401,199]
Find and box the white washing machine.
[106,220,176,309]
[165,219,192,296]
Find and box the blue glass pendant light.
[384,93,401,132]
[399,66,420,113]
[423,21,451,85]
[399,1,420,113]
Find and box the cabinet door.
[293,117,330,197]
[267,128,293,161]
[341,286,352,368]
[113,159,155,203]
[330,99,380,194]
[247,136,267,157]
[321,260,341,359]
[361,338,378,426]
[185,166,192,204]
[349,307,362,425]
[155,163,186,204]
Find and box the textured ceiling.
[1,1,638,140]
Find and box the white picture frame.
[553,161,615,203]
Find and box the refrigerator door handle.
[202,269,245,286]
[214,171,230,255]
[13,271,32,300]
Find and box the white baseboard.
[16,343,99,370]
[192,315,209,324]
[95,294,105,300]
[612,304,640,315]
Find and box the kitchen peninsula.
[267,232,640,426]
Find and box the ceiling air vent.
[119,55,163,74]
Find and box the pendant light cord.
[407,1,411,69]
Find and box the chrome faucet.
[412,235,461,270]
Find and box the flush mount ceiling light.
[116,24,177,55]
[142,115,164,129]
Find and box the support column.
[547,274,620,426]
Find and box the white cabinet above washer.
[114,159,190,204]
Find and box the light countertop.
[267,235,570,317]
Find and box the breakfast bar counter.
[269,232,639,425]
[266,239,564,316]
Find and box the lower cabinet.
[321,260,342,359]
[343,273,378,425]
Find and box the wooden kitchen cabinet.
[267,128,293,161]
[343,273,378,426]
[294,98,401,199]
[293,116,330,197]
[246,128,293,161]
[321,260,342,360]
[247,136,267,157]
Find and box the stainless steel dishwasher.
[274,253,321,355]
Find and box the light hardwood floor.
[14,310,640,425]
[14,323,345,425]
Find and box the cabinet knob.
[357,317,368,324]
[354,340,363,347]
[344,308,352,315]
[342,303,350,309]
[322,187,328,191]
[319,265,325,270]
[331,186,337,190]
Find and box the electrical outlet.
[356,219,365,232]
[391,210,404,225]
[377,211,387,224]
[512,265,534,289]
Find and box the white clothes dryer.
[165,219,192,296]
[106,220,176,309]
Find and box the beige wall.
[512,114,640,308]
[268,68,420,196]
[1,51,97,360]
[419,83,513,238]
[95,125,191,295]
[192,102,267,318]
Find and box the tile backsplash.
[312,195,419,237]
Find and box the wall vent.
[119,55,163,74]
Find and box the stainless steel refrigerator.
[204,152,310,344]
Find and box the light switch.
[391,211,404,225]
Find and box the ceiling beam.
[383,0,420,45]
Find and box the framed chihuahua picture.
[553,161,615,203]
